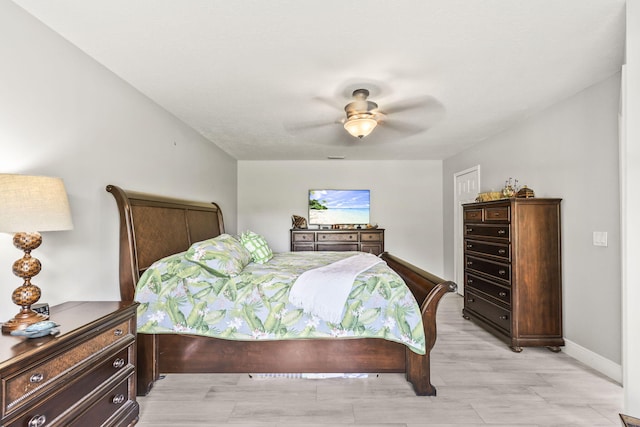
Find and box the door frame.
[453,165,481,296]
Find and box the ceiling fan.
[343,88,380,138]
[285,87,442,141]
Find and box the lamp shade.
[0,174,73,233]
[343,117,377,138]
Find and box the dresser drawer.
[67,375,133,427]
[465,255,511,283]
[292,243,314,251]
[4,359,133,427]
[360,232,382,242]
[464,290,511,334]
[464,239,510,260]
[484,206,510,222]
[292,232,315,242]
[361,243,383,255]
[317,232,358,242]
[4,319,132,412]
[464,208,483,222]
[464,224,510,240]
[465,273,510,306]
[317,243,359,251]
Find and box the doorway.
[453,166,480,296]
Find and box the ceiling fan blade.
[378,118,427,136]
[379,95,438,115]
[312,96,345,112]
[284,118,341,135]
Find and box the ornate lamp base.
[1,232,50,334]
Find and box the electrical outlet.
[593,231,608,247]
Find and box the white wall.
[622,0,640,416]
[443,74,622,377]
[238,160,445,276]
[0,2,237,318]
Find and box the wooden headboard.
[107,185,224,301]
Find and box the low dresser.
[0,301,139,426]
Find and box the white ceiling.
[13,0,625,161]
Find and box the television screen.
[308,189,370,225]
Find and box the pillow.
[185,234,252,277]
[240,230,273,264]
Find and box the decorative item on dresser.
[291,228,384,255]
[0,301,139,427]
[0,174,74,333]
[462,198,563,352]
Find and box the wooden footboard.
[380,252,457,395]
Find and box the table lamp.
[0,174,73,333]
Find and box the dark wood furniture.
[462,198,563,352]
[0,301,139,427]
[290,228,384,255]
[107,185,456,397]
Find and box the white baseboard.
[563,338,622,384]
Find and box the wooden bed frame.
[107,185,456,396]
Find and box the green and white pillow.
[185,234,252,277]
[240,230,273,264]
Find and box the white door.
[453,166,480,296]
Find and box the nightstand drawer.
[317,232,358,242]
[4,319,131,412]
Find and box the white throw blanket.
[288,253,384,323]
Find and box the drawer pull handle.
[466,228,473,233]
[498,291,507,297]
[466,244,473,248]
[114,329,124,336]
[113,358,126,368]
[467,279,473,284]
[499,315,508,320]
[498,269,506,275]
[29,373,44,383]
[466,261,473,266]
[497,229,506,235]
[498,249,506,254]
[112,394,126,405]
[28,415,46,427]
[467,297,475,303]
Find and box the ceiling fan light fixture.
[344,117,377,138]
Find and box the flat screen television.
[308,189,370,226]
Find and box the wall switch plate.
[593,231,608,247]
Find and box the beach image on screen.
[309,190,370,225]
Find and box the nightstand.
[0,301,139,426]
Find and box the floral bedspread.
[135,251,426,354]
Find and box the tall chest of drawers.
[0,301,139,426]
[462,199,563,352]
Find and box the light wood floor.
[137,294,623,426]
